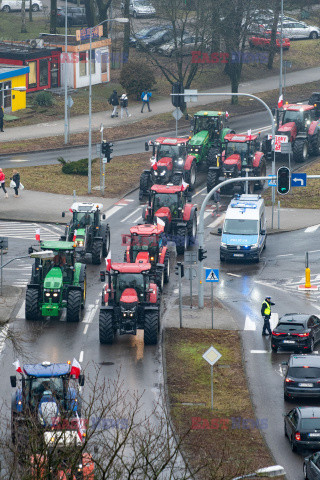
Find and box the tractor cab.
[278,104,315,137]
[148,184,187,223]
[145,137,189,185]
[106,263,152,305]
[122,224,165,264]
[223,134,260,172]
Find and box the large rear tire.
[207,147,219,168]
[99,310,114,344]
[92,240,103,265]
[207,169,218,194]
[164,253,170,284]
[144,311,159,345]
[185,161,197,190]
[102,227,110,257]
[176,226,188,255]
[187,215,197,247]
[310,131,320,156]
[293,139,308,163]
[25,288,40,321]
[66,290,82,322]
[139,172,151,201]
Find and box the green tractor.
[26,241,86,322]
[61,202,110,265]
[187,111,234,169]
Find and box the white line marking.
[121,207,141,223]
[313,305,320,312]
[194,187,207,196]
[16,301,25,319]
[133,216,142,224]
[309,250,320,253]
[227,272,241,277]
[207,214,225,229]
[276,254,294,258]
[244,315,256,331]
[103,206,123,219]
[83,324,89,335]
[125,199,135,202]
[0,325,9,355]
[305,225,320,233]
[79,351,84,363]
[251,350,268,353]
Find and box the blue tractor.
[10,361,85,445]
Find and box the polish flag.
[157,217,165,227]
[73,230,78,242]
[70,358,81,379]
[247,129,252,140]
[106,251,111,272]
[35,229,41,242]
[226,111,229,118]
[13,360,23,374]
[76,412,85,442]
[150,157,157,170]
[181,179,189,191]
[278,94,283,109]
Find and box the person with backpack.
[141,91,152,113]
[120,93,131,119]
[108,90,119,118]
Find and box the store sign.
[76,25,103,42]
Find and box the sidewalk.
[1,66,320,143]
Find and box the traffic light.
[277,166,290,195]
[175,262,184,278]
[101,141,113,163]
[198,247,207,262]
[171,82,184,108]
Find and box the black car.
[136,28,174,51]
[304,451,320,479]
[271,313,320,353]
[130,25,171,47]
[284,407,320,452]
[56,6,87,27]
[283,354,320,401]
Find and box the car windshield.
[226,142,248,155]
[116,273,145,296]
[288,367,320,378]
[157,144,185,159]
[136,0,150,5]
[194,116,219,134]
[132,235,158,247]
[301,418,320,430]
[27,376,66,407]
[137,27,152,36]
[153,193,179,210]
[276,322,305,332]
[223,219,259,235]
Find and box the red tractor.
[207,133,266,194]
[99,263,160,345]
[122,223,170,289]
[262,100,320,163]
[139,136,197,200]
[142,184,197,255]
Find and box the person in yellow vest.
[261,296,275,336]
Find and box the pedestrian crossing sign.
[205,268,219,282]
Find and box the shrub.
[119,60,156,98]
[33,91,54,107]
[60,158,97,176]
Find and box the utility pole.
[279,0,284,98]
[64,0,68,144]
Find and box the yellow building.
[0,64,29,112]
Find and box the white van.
[219,194,266,262]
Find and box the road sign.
[205,268,219,282]
[184,89,198,102]
[268,175,277,187]
[184,250,198,264]
[274,135,288,152]
[291,173,307,187]
[280,142,292,154]
[172,107,183,120]
[185,267,197,280]
[202,346,222,366]
[102,158,108,164]
[0,237,8,249]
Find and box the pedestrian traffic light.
[198,247,207,262]
[175,262,184,278]
[101,141,113,163]
[171,82,184,108]
[277,166,290,195]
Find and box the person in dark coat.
[0,104,4,132]
[108,90,119,118]
[11,169,20,198]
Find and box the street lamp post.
[64,0,68,145]
[279,0,284,98]
[232,465,285,479]
[87,17,129,195]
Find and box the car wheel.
[310,31,318,39]
[284,422,287,437]
[290,435,297,452]
[31,3,39,11]
[133,10,137,17]
[303,463,309,480]
[2,5,10,11]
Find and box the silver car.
[1,0,42,11]
[158,35,199,56]
[121,0,156,18]
[277,21,319,39]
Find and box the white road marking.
[309,249,320,254]
[103,206,123,219]
[133,216,142,224]
[207,213,225,229]
[313,305,320,312]
[251,350,268,353]
[194,187,207,196]
[79,351,84,363]
[276,254,294,258]
[83,324,89,335]
[227,272,241,277]
[121,207,141,223]
[0,325,9,355]
[244,315,256,331]
[305,225,320,233]
[4,267,31,271]
[125,199,135,202]
[16,301,25,319]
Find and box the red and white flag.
[76,412,85,442]
[157,217,165,227]
[73,230,78,242]
[13,360,23,374]
[247,129,252,140]
[181,179,189,191]
[278,94,283,109]
[106,251,111,272]
[226,111,229,118]
[35,229,41,242]
[150,157,157,170]
[70,358,81,379]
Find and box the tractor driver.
[53,254,66,269]
[79,212,92,227]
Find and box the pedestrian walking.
[0,103,4,132]
[141,90,152,113]
[120,93,131,119]
[261,296,275,336]
[10,169,20,198]
[108,90,119,118]
[0,168,8,198]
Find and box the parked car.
[121,0,156,18]
[304,452,320,479]
[130,25,171,47]
[271,313,320,353]
[1,0,42,11]
[266,20,320,39]
[157,34,200,56]
[283,354,320,401]
[56,6,87,27]
[249,31,290,50]
[136,28,175,51]
[284,407,320,452]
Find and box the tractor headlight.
[154,171,158,176]
[77,240,84,247]
[78,464,83,471]
[177,158,184,165]
[53,293,58,297]
[160,170,166,176]
[195,148,199,152]
[45,293,50,297]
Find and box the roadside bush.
[119,60,156,98]
[58,157,98,176]
[33,91,54,107]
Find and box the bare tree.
[49,0,57,34]
[267,0,280,70]
[21,0,27,33]
[122,0,130,61]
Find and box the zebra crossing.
[0,221,64,241]
[254,273,320,302]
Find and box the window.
[90,49,95,74]
[28,60,37,87]
[101,51,109,73]
[79,51,87,76]
[39,59,49,87]
[3,81,11,109]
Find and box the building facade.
[0,64,29,112]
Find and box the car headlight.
[195,148,199,152]
[251,243,258,248]
[160,170,166,176]
[221,242,227,247]
[176,158,184,165]
[154,171,158,176]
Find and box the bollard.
[305,267,311,288]
[298,251,318,290]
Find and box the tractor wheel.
[310,132,320,156]
[79,266,87,309]
[25,288,40,321]
[207,169,218,194]
[11,412,16,445]
[164,253,170,284]
[176,226,188,255]
[66,290,82,322]
[92,241,103,265]
[293,139,308,163]
[102,227,111,257]
[156,268,164,292]
[185,161,197,190]
[207,147,219,168]
[172,173,182,185]
[99,310,114,344]
[144,311,159,345]
[187,215,197,247]
[139,172,151,201]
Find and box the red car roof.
[129,224,164,235]
[111,263,151,273]
[225,133,258,142]
[151,184,184,193]
[283,104,314,112]
[155,137,188,145]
